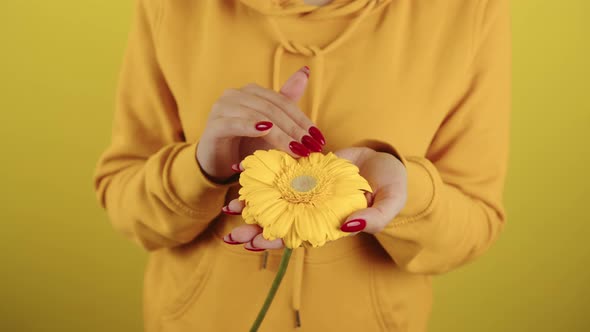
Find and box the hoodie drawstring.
[266,1,378,328]
[292,247,305,327]
[270,0,377,124]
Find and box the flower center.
[290,175,317,192]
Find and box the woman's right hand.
[196,66,326,182]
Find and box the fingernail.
[223,233,241,245]
[308,126,326,146]
[245,240,265,252]
[231,163,242,173]
[301,135,322,152]
[222,205,241,215]
[341,219,367,233]
[301,66,311,78]
[255,121,273,131]
[289,141,311,157]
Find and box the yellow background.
[1,0,588,331]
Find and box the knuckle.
[211,100,224,113]
[242,82,258,90]
[278,96,294,110]
[251,236,263,248]
[212,117,227,129]
[262,101,276,115]
[222,88,236,97]
[228,119,245,132]
[288,126,302,140]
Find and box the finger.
[221,91,315,156]
[214,104,304,156]
[230,161,244,173]
[233,90,318,155]
[240,81,320,145]
[245,233,285,251]
[223,224,262,245]
[280,66,310,102]
[242,81,316,136]
[207,116,273,140]
[341,185,407,234]
[222,198,245,215]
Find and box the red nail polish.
[308,126,326,146]
[222,206,241,215]
[255,121,273,131]
[231,163,242,173]
[223,234,241,245]
[289,141,311,157]
[302,66,311,78]
[246,240,265,252]
[301,135,322,152]
[341,219,366,233]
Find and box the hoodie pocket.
[159,234,218,324]
[159,236,287,332]
[370,245,433,332]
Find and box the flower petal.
[283,227,302,249]
[255,199,289,229]
[262,205,294,241]
[292,204,327,247]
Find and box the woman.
[94,0,511,331]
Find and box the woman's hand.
[222,147,408,251]
[196,66,326,183]
[334,147,407,233]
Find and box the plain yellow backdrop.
[1,0,588,331]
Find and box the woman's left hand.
[222,147,408,250]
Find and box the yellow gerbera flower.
[238,149,372,248]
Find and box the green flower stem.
[249,247,293,332]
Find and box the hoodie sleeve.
[93,0,234,250]
[374,0,511,274]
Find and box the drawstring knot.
[280,41,323,57]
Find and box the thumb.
[340,207,389,235]
[340,188,406,234]
[280,66,310,102]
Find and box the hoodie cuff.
[396,156,438,222]
[354,139,438,222]
[166,143,237,216]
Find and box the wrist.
[195,143,238,185]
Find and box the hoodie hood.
[240,0,392,127]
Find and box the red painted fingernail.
[231,163,242,173]
[302,66,311,78]
[222,205,241,215]
[341,219,367,233]
[255,121,273,131]
[223,233,241,245]
[289,141,311,157]
[301,135,322,152]
[308,126,326,146]
[245,240,265,252]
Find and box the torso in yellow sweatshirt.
[94,0,511,331]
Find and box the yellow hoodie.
[94,0,511,331]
